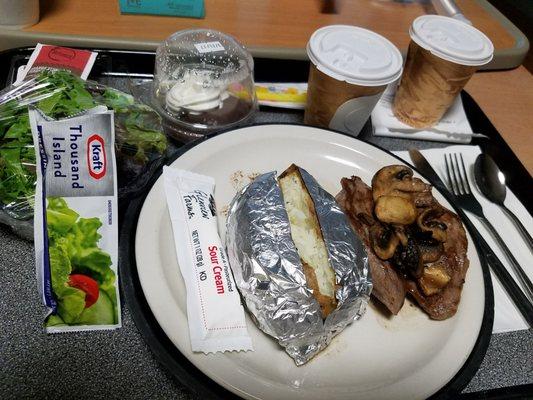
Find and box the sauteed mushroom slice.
[393,225,409,247]
[417,208,447,243]
[375,195,417,225]
[418,238,444,263]
[418,264,451,296]
[370,223,400,260]
[371,165,430,202]
[413,191,435,208]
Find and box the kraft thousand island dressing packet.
[31,106,121,332]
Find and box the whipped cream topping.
[165,70,229,112]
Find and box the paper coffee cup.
[305,25,403,136]
[393,15,494,129]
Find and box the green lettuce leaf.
[3,113,30,139]
[71,247,114,285]
[101,88,134,111]
[115,109,168,162]
[71,217,102,248]
[58,216,103,259]
[56,286,86,324]
[48,238,87,324]
[36,90,63,115]
[45,314,66,327]
[0,147,35,204]
[48,239,72,296]
[46,197,79,238]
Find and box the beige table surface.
[21,0,522,61]
[465,66,533,175]
[26,0,516,49]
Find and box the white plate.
[135,124,485,400]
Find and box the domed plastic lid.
[157,28,254,71]
[410,15,494,66]
[307,25,403,86]
[153,28,257,134]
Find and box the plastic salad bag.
[0,69,168,239]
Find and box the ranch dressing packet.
[30,107,121,333]
[163,167,253,353]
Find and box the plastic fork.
[444,153,533,304]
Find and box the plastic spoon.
[474,153,533,253]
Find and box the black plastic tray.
[1,47,530,400]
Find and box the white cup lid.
[307,25,403,86]
[410,15,494,66]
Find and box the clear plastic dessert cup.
[153,29,257,142]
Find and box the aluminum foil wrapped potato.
[226,164,372,365]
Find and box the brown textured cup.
[304,63,386,128]
[392,41,478,129]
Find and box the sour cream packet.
[30,107,121,332]
[163,167,253,353]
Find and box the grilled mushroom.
[375,195,417,225]
[393,225,409,247]
[418,238,444,263]
[418,264,451,296]
[371,165,430,202]
[370,223,400,260]
[417,208,447,242]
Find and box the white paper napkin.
[395,145,532,333]
[373,85,476,143]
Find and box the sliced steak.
[406,211,469,320]
[337,174,469,320]
[336,176,406,314]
